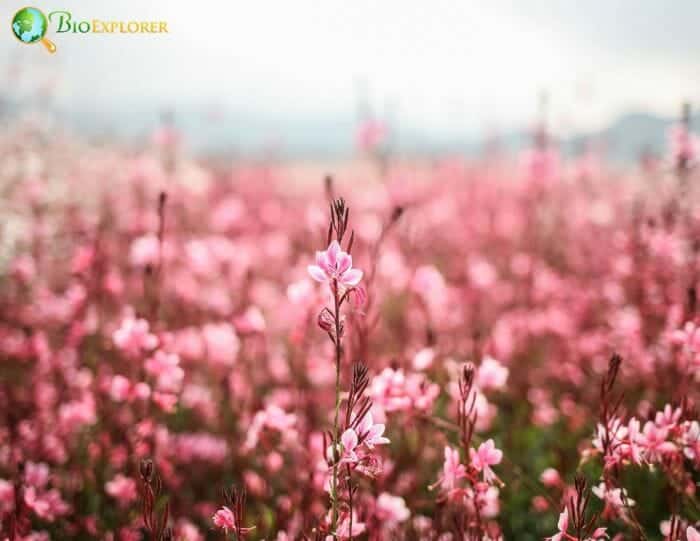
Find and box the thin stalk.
[330,279,342,538]
[347,464,354,540]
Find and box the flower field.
[0,123,699,540]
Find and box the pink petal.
[341,428,358,451]
[689,527,700,541]
[336,253,352,274]
[341,269,363,287]
[367,423,385,439]
[317,250,335,274]
[326,240,341,266]
[556,508,568,531]
[356,412,372,434]
[591,527,608,539]
[307,265,327,282]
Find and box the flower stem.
[330,280,342,539]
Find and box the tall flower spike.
[458,363,478,449]
[139,459,170,541]
[566,474,603,541]
[329,198,350,244]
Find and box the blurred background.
[2,0,700,162]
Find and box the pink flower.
[24,462,49,488]
[108,375,132,402]
[58,395,96,433]
[175,519,204,541]
[636,421,677,461]
[376,492,410,524]
[411,265,447,314]
[370,367,440,414]
[539,468,561,488]
[654,404,682,429]
[212,506,255,535]
[476,356,509,391]
[340,428,359,464]
[475,485,501,518]
[234,305,266,334]
[105,475,138,507]
[438,446,466,491]
[113,316,158,358]
[355,412,390,448]
[622,418,644,465]
[688,526,700,541]
[244,405,297,450]
[307,240,363,289]
[412,347,435,371]
[212,506,236,531]
[592,483,635,511]
[683,420,700,461]
[589,527,608,540]
[23,486,70,521]
[469,439,503,484]
[335,510,366,539]
[145,351,184,393]
[152,391,178,412]
[170,433,228,463]
[129,234,160,267]
[546,508,569,541]
[350,285,367,309]
[0,479,15,513]
[201,323,240,368]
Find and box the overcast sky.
[3,0,700,137]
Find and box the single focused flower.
[308,240,363,288]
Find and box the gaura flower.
[355,412,390,449]
[437,446,466,491]
[212,506,255,535]
[308,240,363,289]
[340,428,360,464]
[469,439,503,484]
[546,508,569,541]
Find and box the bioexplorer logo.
[11,7,169,53]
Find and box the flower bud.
[317,308,335,333]
[139,458,154,483]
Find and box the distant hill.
[574,111,696,163]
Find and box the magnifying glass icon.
[11,7,57,53]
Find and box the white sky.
[3,0,700,136]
